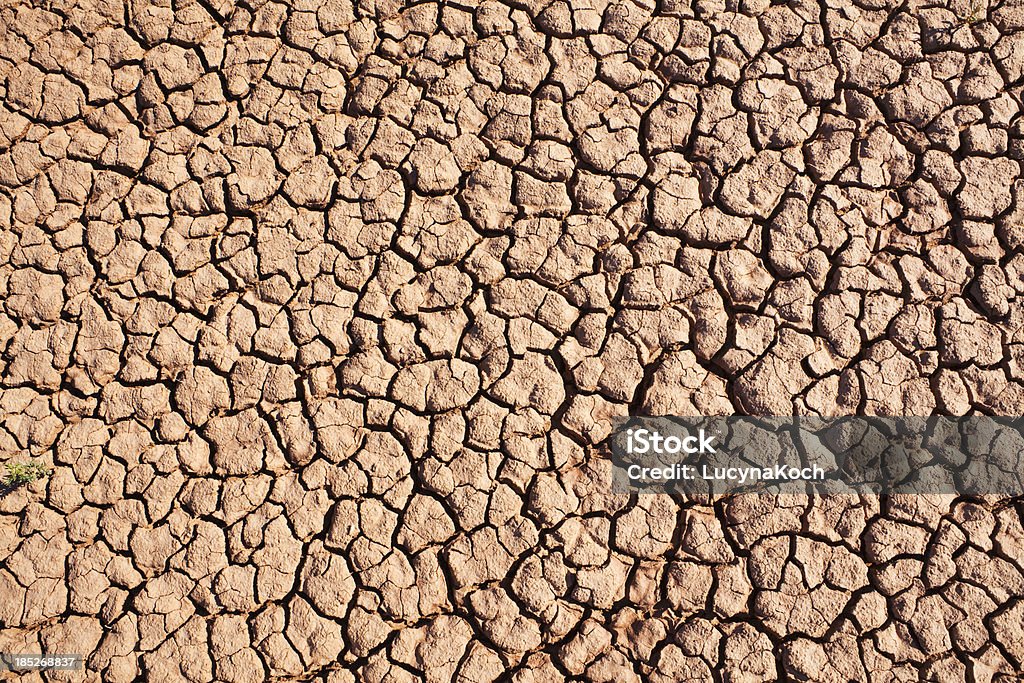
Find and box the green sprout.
[959,1,987,24]
[1,461,52,490]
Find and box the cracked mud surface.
[3,0,1024,680]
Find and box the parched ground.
[2,0,1024,680]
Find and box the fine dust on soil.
[2,0,1024,681]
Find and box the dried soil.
[2,0,1024,681]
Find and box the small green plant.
[1,461,52,489]
[958,1,987,24]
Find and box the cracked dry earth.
[6,0,1024,681]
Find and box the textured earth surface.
[3,0,1024,680]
